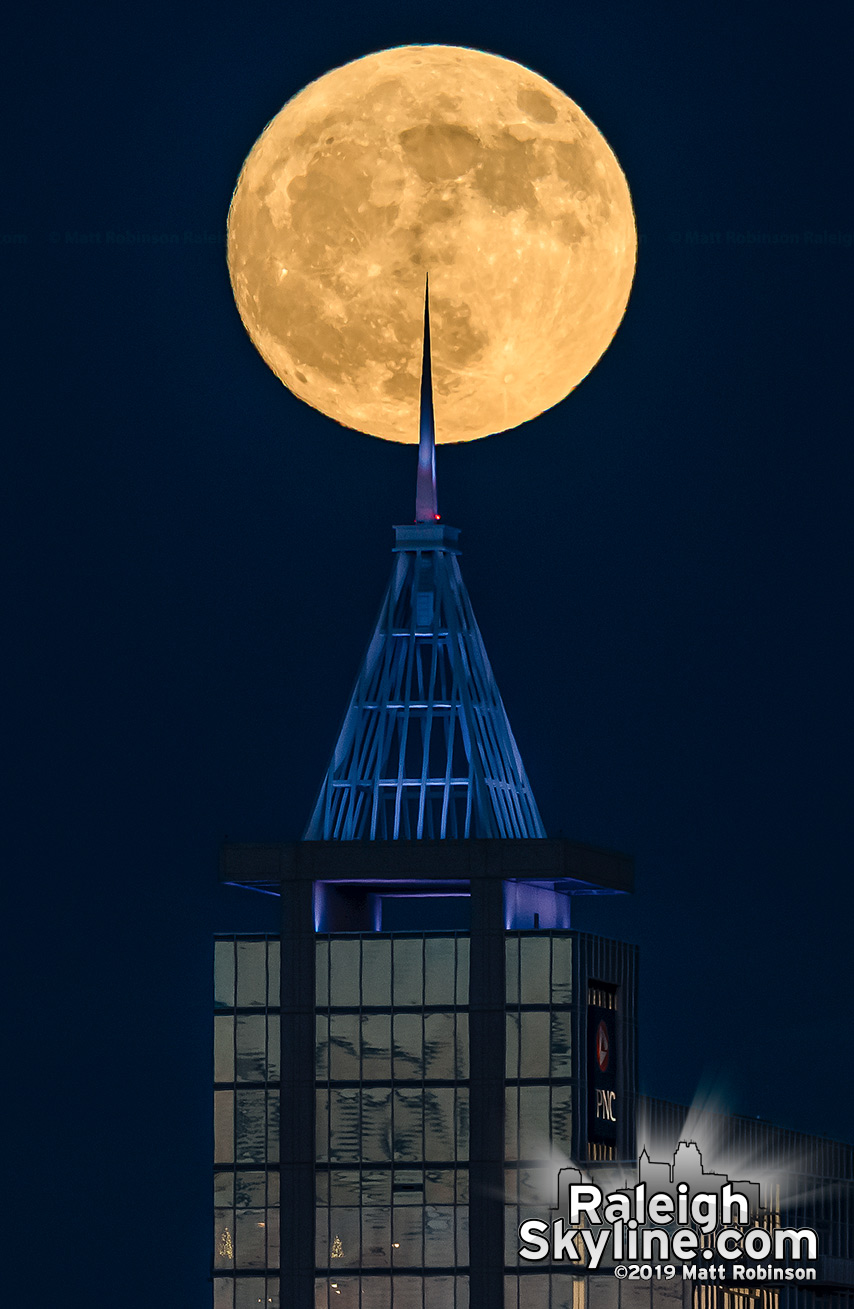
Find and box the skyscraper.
[212,300,853,1309]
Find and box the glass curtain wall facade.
[315,932,471,1308]
[213,936,282,1309]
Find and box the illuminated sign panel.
[587,1003,618,1143]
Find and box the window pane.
[520,1011,549,1079]
[394,1013,423,1078]
[268,939,280,1006]
[362,1088,392,1161]
[316,940,329,1007]
[424,1087,455,1161]
[361,1277,392,1308]
[456,938,469,1005]
[550,1010,572,1077]
[455,1089,469,1159]
[215,1090,234,1163]
[329,1088,360,1161]
[454,1013,469,1078]
[330,1170,360,1203]
[424,937,456,1005]
[520,937,550,1004]
[316,1014,329,1079]
[214,1209,234,1267]
[235,1278,267,1309]
[236,1014,267,1082]
[236,940,267,1007]
[504,1087,518,1161]
[213,1275,233,1309]
[316,1088,329,1162]
[518,1086,549,1159]
[394,1088,423,1161]
[505,1012,519,1079]
[327,1206,360,1266]
[362,1169,391,1203]
[425,1169,455,1203]
[392,1206,423,1266]
[330,1013,360,1080]
[329,940,360,1007]
[551,1085,572,1152]
[235,1207,267,1269]
[425,1204,455,1265]
[505,937,519,1004]
[268,1014,280,1080]
[552,935,572,1004]
[393,938,423,1006]
[361,1013,391,1080]
[362,938,391,1006]
[362,1206,391,1266]
[215,1015,234,1082]
[424,1013,454,1079]
[234,1171,267,1207]
[235,1089,267,1164]
[215,940,235,1009]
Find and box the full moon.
[228,46,636,443]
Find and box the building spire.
[415,276,439,523]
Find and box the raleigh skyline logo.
[518,1142,819,1284]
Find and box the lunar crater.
[228,45,635,443]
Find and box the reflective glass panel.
[520,936,550,1004]
[518,1085,549,1160]
[423,1087,455,1161]
[424,1204,455,1265]
[424,937,456,1005]
[316,1088,329,1162]
[552,935,572,1003]
[215,940,235,1009]
[361,1013,391,1080]
[316,940,329,1007]
[329,1013,360,1080]
[215,1015,235,1083]
[235,1014,267,1082]
[362,938,391,1006]
[505,937,519,1004]
[456,938,469,1005]
[551,1085,572,1154]
[393,1088,423,1161]
[392,1205,423,1266]
[328,1206,360,1266]
[235,1207,266,1269]
[361,1206,391,1266]
[519,1011,550,1079]
[329,939,360,1007]
[424,1013,454,1079]
[267,939,280,1006]
[234,1171,267,1207]
[215,1090,234,1164]
[362,1088,392,1161]
[213,1276,233,1309]
[329,1088,360,1161]
[550,1009,572,1077]
[393,938,423,1006]
[236,940,267,1008]
[361,1279,392,1308]
[506,1012,520,1079]
[394,1012,423,1078]
[235,1089,267,1164]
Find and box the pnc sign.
[587,1002,618,1144]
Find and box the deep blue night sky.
[7,2,854,1303]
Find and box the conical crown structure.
[304,285,545,842]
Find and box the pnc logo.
[596,1088,617,1122]
[595,1019,610,1073]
